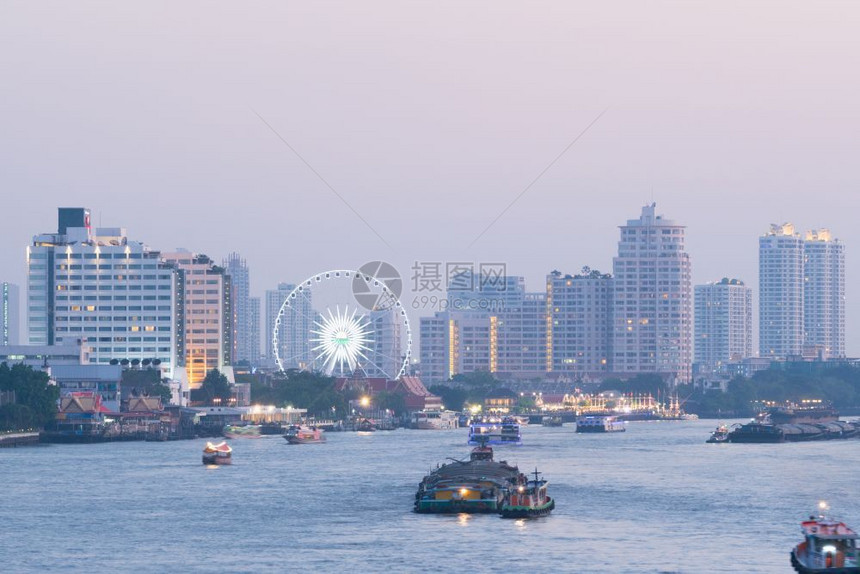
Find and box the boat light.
[823,545,837,554]
[518,486,525,493]
[459,488,468,496]
[819,501,829,511]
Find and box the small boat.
[467,416,522,445]
[202,441,232,465]
[356,418,376,432]
[223,424,262,439]
[706,424,730,443]
[500,468,555,519]
[791,503,860,573]
[541,415,563,427]
[283,424,326,444]
[576,415,625,433]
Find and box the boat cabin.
[796,518,860,570]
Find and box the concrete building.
[0,342,89,368]
[759,223,804,358]
[495,292,548,378]
[803,229,845,359]
[1,281,20,345]
[366,309,403,379]
[694,279,753,369]
[248,296,261,365]
[223,253,256,366]
[27,208,184,379]
[612,203,693,385]
[265,283,314,369]
[418,313,447,382]
[547,269,613,377]
[160,251,231,387]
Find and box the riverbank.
[0,432,40,448]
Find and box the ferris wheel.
[272,269,412,380]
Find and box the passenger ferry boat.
[706,424,730,443]
[500,468,555,519]
[411,410,459,430]
[414,445,522,514]
[467,416,522,445]
[283,424,326,444]
[575,415,625,433]
[202,441,232,465]
[791,503,860,573]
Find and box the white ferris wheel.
[272,269,412,380]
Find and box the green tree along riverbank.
[0,363,60,432]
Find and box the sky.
[1,2,859,353]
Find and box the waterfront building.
[160,250,232,386]
[612,203,693,385]
[694,279,753,369]
[265,283,314,369]
[803,229,845,358]
[546,269,613,377]
[759,224,804,358]
[50,364,123,412]
[1,281,20,345]
[223,253,255,365]
[27,208,183,378]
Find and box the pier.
[0,432,40,448]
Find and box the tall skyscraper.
[161,251,232,386]
[694,279,753,369]
[223,253,255,365]
[612,203,692,385]
[248,296,261,365]
[803,229,845,359]
[547,269,613,376]
[759,223,804,359]
[27,208,183,378]
[1,282,20,345]
[265,283,314,369]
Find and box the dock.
[0,432,40,448]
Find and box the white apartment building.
[27,208,183,378]
[223,253,255,365]
[694,279,752,369]
[803,229,845,359]
[612,203,693,385]
[759,223,804,358]
[265,283,315,369]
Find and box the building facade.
[547,269,613,376]
[803,229,845,359]
[1,281,20,345]
[223,253,255,365]
[248,296,261,365]
[759,224,804,359]
[265,283,314,369]
[694,279,752,369]
[160,251,231,386]
[27,208,183,378]
[612,204,692,385]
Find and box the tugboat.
[414,442,522,514]
[202,441,232,465]
[283,424,326,444]
[791,503,860,573]
[706,424,731,443]
[500,468,555,519]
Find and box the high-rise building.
[1,282,20,345]
[366,309,403,378]
[27,208,183,378]
[248,296,261,365]
[547,269,613,376]
[612,203,692,385]
[694,279,753,369]
[223,253,255,365]
[803,229,845,359]
[265,283,314,369]
[759,223,804,359]
[161,251,232,386]
[418,313,447,382]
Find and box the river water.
[2,419,858,573]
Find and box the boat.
[791,503,860,573]
[411,410,459,430]
[356,418,376,432]
[576,415,625,433]
[706,424,730,443]
[500,468,555,519]
[467,416,522,445]
[283,424,326,444]
[223,424,262,439]
[541,415,563,427]
[414,444,523,514]
[202,441,232,465]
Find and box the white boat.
[575,415,625,433]
[791,503,860,572]
[283,424,326,444]
[468,416,522,445]
[411,410,459,430]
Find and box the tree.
[429,385,468,411]
[374,391,407,416]
[192,369,233,405]
[0,362,60,431]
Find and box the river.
[2,419,858,573]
